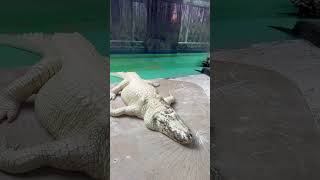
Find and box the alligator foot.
[110,96,145,117]
[0,90,21,122]
[111,79,129,100]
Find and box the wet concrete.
[110,79,210,180]
[213,61,320,180]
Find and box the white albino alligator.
[110,72,193,145]
[0,33,108,179]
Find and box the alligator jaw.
[160,119,193,145]
[153,109,193,145]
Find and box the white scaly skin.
[0,33,109,180]
[110,72,193,145]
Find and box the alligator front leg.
[0,57,61,122]
[110,79,129,100]
[110,104,140,117]
[164,95,175,105]
[110,96,145,117]
[0,136,91,175]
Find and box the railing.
[179,3,210,43]
[110,41,209,53]
[110,0,210,53]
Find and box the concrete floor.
[110,79,210,180]
[214,40,320,180]
[215,40,320,127]
[169,74,210,99]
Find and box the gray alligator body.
[110,72,193,145]
[0,33,108,179]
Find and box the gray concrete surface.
[215,40,320,125]
[110,79,210,180]
[0,68,91,180]
[213,59,320,179]
[169,74,210,99]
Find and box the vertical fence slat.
[110,0,209,52]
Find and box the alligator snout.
[153,109,194,145]
[163,118,193,145]
[174,129,193,144]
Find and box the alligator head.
[153,108,193,145]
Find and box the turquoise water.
[110,53,209,83]
[212,0,299,49]
[0,0,108,68]
[0,32,108,68]
[213,18,297,49]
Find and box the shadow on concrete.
[213,61,320,180]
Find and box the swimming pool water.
[110,53,209,83]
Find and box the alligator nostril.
[187,133,193,142]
